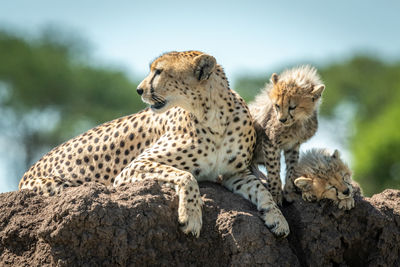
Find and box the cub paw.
[301,192,317,202]
[178,198,203,238]
[261,207,290,238]
[338,197,355,210]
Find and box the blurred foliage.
[234,76,266,103]
[320,57,400,195]
[0,29,144,185]
[235,56,400,196]
[352,102,400,195]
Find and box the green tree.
[234,76,266,103]
[0,29,144,189]
[320,57,400,195]
[352,101,400,195]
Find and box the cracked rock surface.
[1,180,399,266]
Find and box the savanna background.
[0,1,399,196]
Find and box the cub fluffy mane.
[250,65,323,122]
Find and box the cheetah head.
[136,51,217,113]
[294,149,354,205]
[269,66,325,126]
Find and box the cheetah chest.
[193,131,252,181]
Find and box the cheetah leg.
[283,144,300,203]
[114,159,203,237]
[223,171,289,238]
[250,163,268,184]
[19,177,73,196]
[263,141,283,205]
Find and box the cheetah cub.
[249,65,325,204]
[293,149,355,210]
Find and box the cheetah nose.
[279,118,287,123]
[343,188,350,195]
[136,87,144,95]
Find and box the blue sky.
[1,0,399,80]
[0,1,399,193]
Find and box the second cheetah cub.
[293,149,355,210]
[250,65,325,204]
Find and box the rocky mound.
[0,181,399,266]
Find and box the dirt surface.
[0,181,399,266]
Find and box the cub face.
[294,173,353,202]
[136,51,217,113]
[294,149,355,210]
[268,72,325,126]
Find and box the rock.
[0,181,298,266]
[0,181,399,266]
[283,185,400,267]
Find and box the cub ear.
[294,177,313,191]
[311,84,325,100]
[194,54,216,81]
[270,73,279,85]
[332,149,340,159]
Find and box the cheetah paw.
[272,191,283,206]
[178,199,203,238]
[261,207,290,238]
[338,197,355,210]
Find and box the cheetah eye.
[155,69,163,75]
[275,104,280,110]
[289,105,297,110]
[343,174,351,183]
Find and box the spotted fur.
[19,51,289,238]
[293,148,355,210]
[249,65,325,204]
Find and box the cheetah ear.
[311,84,325,100]
[194,54,216,81]
[332,149,340,159]
[270,73,279,85]
[294,177,313,191]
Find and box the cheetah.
[293,148,355,210]
[19,51,289,238]
[249,65,325,204]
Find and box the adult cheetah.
[19,51,289,237]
